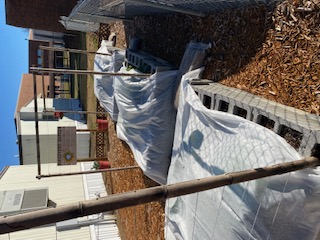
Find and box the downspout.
[48,40,55,98]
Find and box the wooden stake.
[76,129,106,132]
[0,156,318,234]
[45,109,108,115]
[76,157,108,162]
[37,165,140,178]
[39,45,112,56]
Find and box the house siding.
[0,164,91,240]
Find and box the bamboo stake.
[39,45,112,56]
[76,129,106,132]
[37,166,140,178]
[30,67,151,77]
[0,156,318,234]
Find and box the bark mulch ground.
[91,1,319,239]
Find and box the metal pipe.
[128,0,206,17]
[41,74,46,110]
[37,165,140,178]
[0,156,318,233]
[33,74,42,177]
[48,41,55,98]
[30,67,152,77]
[41,49,47,111]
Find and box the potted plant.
[92,160,111,170]
[96,119,108,131]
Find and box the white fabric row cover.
[94,40,125,121]
[94,41,178,184]
[94,43,320,239]
[165,70,320,240]
[115,67,178,184]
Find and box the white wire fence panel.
[60,17,100,32]
[69,0,267,22]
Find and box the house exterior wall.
[5,0,78,32]
[18,98,89,165]
[21,134,57,165]
[0,164,91,240]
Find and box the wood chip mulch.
[108,1,319,115]
[103,114,164,240]
[98,1,319,239]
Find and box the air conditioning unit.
[0,188,49,216]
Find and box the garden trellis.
[28,45,150,179]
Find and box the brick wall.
[16,74,50,114]
[5,0,78,32]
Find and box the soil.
[88,2,319,239]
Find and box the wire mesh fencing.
[65,0,267,29]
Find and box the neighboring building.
[16,96,88,165]
[28,29,66,70]
[28,29,76,71]
[5,0,78,33]
[6,0,81,97]
[15,73,87,165]
[0,163,120,239]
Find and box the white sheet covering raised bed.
[94,42,178,184]
[94,40,125,121]
[94,44,320,239]
[165,70,320,240]
[114,67,178,184]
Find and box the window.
[37,49,43,67]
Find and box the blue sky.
[0,0,28,170]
